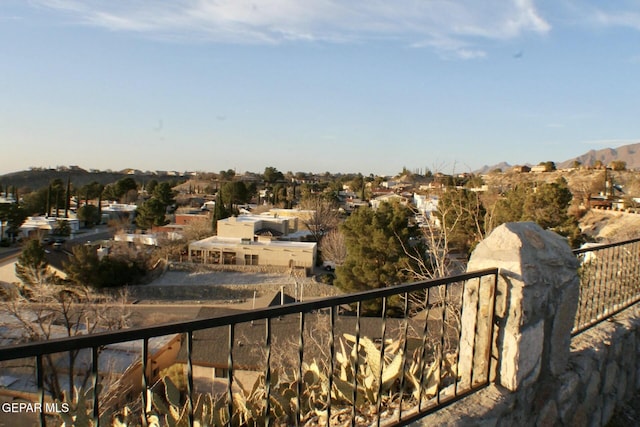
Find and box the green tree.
[335,202,420,296]
[522,179,573,229]
[1,204,27,242]
[15,239,57,287]
[263,166,284,184]
[487,178,582,246]
[464,175,485,189]
[77,204,100,228]
[486,185,528,232]
[610,160,627,171]
[49,178,66,217]
[64,245,100,287]
[54,220,71,237]
[219,169,236,181]
[135,197,168,230]
[104,177,138,203]
[348,174,366,199]
[21,187,49,215]
[152,182,176,208]
[116,177,138,197]
[145,179,159,195]
[539,161,557,172]
[220,181,250,209]
[64,245,145,289]
[211,191,230,232]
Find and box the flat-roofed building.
[188,236,316,269]
[188,214,317,270]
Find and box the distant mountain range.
[476,142,640,174]
[557,142,640,169]
[0,167,179,191]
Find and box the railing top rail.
[0,267,498,361]
[572,237,640,255]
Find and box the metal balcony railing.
[0,268,499,427]
[572,237,640,335]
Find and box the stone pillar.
[459,222,580,391]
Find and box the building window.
[222,251,236,265]
[244,254,259,265]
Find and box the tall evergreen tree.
[211,191,229,232]
[64,176,71,218]
[335,202,420,294]
[15,239,57,287]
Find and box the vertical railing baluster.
[265,318,272,427]
[398,292,411,422]
[469,277,482,387]
[92,347,100,427]
[417,287,431,411]
[453,279,466,395]
[628,242,635,302]
[592,248,605,324]
[375,297,387,427]
[36,355,45,427]
[227,325,234,427]
[351,302,362,427]
[620,245,629,308]
[141,338,149,427]
[186,331,194,426]
[297,313,305,427]
[327,306,336,427]
[604,246,612,313]
[436,284,448,404]
[581,251,595,329]
[488,272,500,383]
[625,243,633,305]
[609,246,619,310]
[631,242,640,298]
[609,246,618,312]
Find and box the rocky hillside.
[482,169,640,198]
[558,142,640,170]
[579,210,640,242]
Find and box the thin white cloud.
[30,0,551,55]
[561,1,640,32]
[592,8,640,31]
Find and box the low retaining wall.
[413,222,640,427]
[169,261,309,277]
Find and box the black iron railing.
[0,268,499,427]
[572,237,640,335]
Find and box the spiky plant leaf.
[332,375,354,405]
[381,350,404,391]
[164,376,182,407]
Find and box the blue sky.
[1,1,640,176]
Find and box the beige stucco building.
[188,214,317,270]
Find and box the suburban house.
[530,165,549,173]
[188,214,317,271]
[512,165,531,173]
[19,216,80,239]
[370,193,410,210]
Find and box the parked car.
[322,261,336,271]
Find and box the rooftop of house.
[189,235,316,251]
